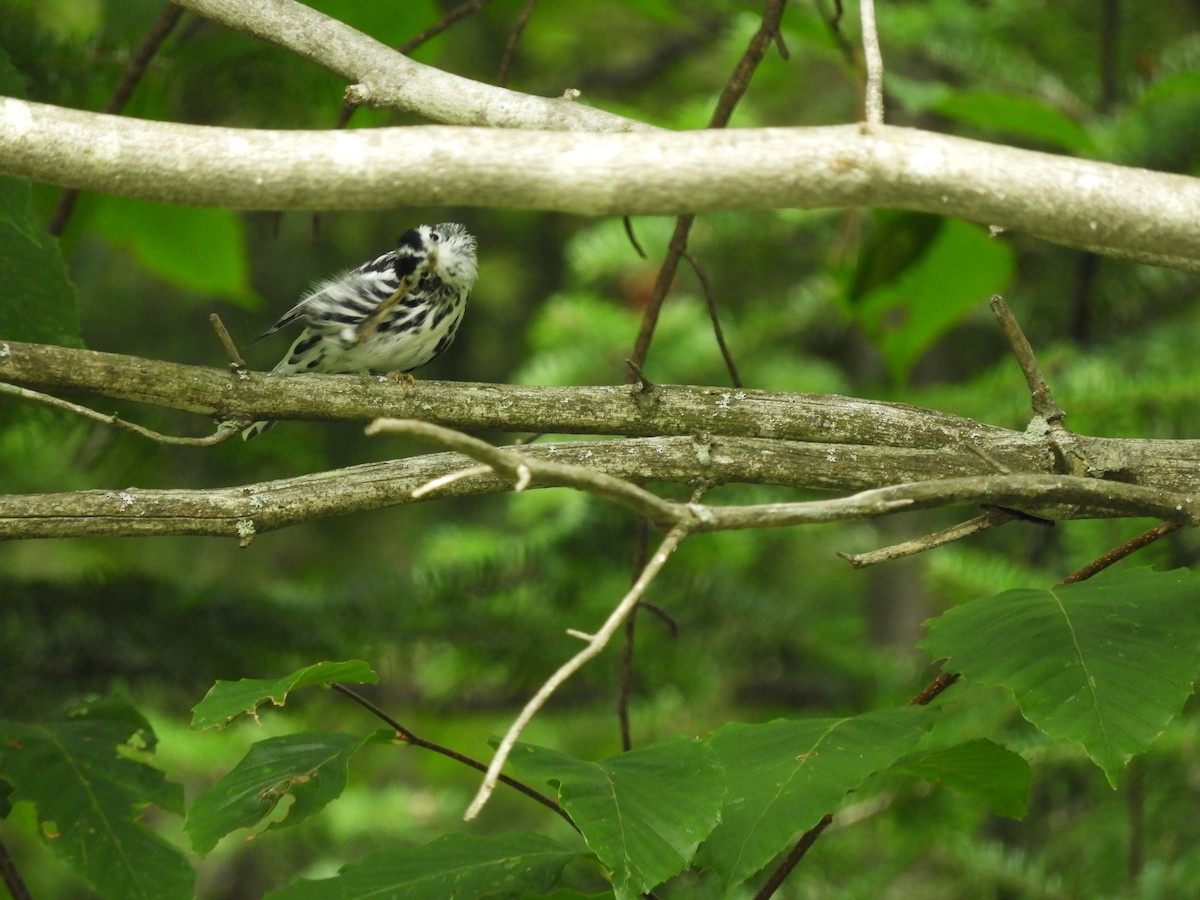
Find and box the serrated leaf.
[897,739,1031,819]
[265,832,580,900]
[921,568,1200,787]
[699,707,936,889]
[854,219,1013,380]
[508,737,724,899]
[0,696,193,900]
[191,659,378,729]
[186,729,387,855]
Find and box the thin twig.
[498,0,537,87]
[0,835,32,900]
[329,683,575,829]
[627,0,787,376]
[628,215,694,375]
[411,464,496,498]
[683,249,742,387]
[1057,520,1182,586]
[753,814,834,899]
[464,524,690,820]
[858,0,885,126]
[838,508,1015,568]
[367,418,681,525]
[908,671,961,707]
[625,358,655,393]
[209,312,248,376]
[619,516,651,752]
[0,381,238,446]
[989,294,1066,425]
[48,2,186,236]
[756,663,961,894]
[622,217,648,259]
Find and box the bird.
[242,223,477,440]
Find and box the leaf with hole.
[191,659,378,729]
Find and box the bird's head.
[393,223,478,292]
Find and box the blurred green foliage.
[2,0,1200,897]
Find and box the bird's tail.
[241,419,275,441]
[241,329,328,440]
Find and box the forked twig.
[628,0,787,375]
[464,524,690,819]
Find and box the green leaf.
[921,568,1200,787]
[265,832,580,899]
[0,696,193,900]
[854,219,1014,380]
[86,196,254,304]
[186,729,387,855]
[897,739,1031,819]
[508,737,724,899]
[933,91,1097,154]
[700,707,936,889]
[191,659,379,729]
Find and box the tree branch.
[464,524,691,819]
[173,0,650,132]
[3,99,1199,270]
[5,342,1200,496]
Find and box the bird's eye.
[429,231,443,243]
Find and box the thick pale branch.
[2,99,1199,269]
[174,0,652,132]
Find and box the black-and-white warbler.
[243,223,477,440]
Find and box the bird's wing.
[256,251,400,340]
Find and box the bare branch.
[464,524,690,819]
[208,313,248,375]
[0,381,236,447]
[3,428,1196,541]
[367,418,683,525]
[858,0,885,126]
[989,294,1066,425]
[1057,520,1182,585]
[838,508,1016,567]
[329,683,574,828]
[4,99,1199,270]
[174,0,649,132]
[497,0,537,87]
[683,248,742,388]
[629,0,788,375]
[5,343,1200,499]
